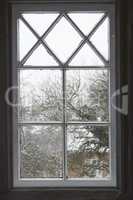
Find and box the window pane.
[19,70,63,121]
[69,44,104,66]
[45,17,82,63]
[24,44,58,66]
[90,17,109,61]
[68,13,104,36]
[22,13,59,36]
[66,70,109,122]
[20,125,63,178]
[18,19,38,61]
[67,125,110,179]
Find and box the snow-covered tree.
[20,70,109,178]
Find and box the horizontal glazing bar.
[66,122,111,126]
[18,121,111,126]
[17,65,111,69]
[18,121,63,125]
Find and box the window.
[12,3,116,187]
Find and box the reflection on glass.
[69,44,104,66]
[67,125,110,178]
[19,70,63,121]
[90,18,109,61]
[45,17,82,63]
[22,13,59,36]
[20,125,63,178]
[68,13,104,35]
[24,44,58,66]
[66,70,109,121]
[18,19,37,61]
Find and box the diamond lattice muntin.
[18,12,109,66]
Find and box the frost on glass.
[90,17,109,61]
[22,13,59,36]
[20,125,63,178]
[18,19,37,61]
[45,17,82,63]
[67,125,110,178]
[68,13,104,36]
[66,70,109,121]
[24,44,58,66]
[69,44,104,66]
[19,70,63,121]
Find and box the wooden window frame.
[12,3,116,188]
[0,0,131,199]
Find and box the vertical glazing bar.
[62,68,67,180]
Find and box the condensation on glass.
[14,7,115,186]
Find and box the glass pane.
[45,17,82,63]
[68,13,104,36]
[20,125,63,178]
[67,125,110,179]
[69,44,104,66]
[18,19,37,61]
[90,18,109,61]
[22,13,59,36]
[19,70,63,121]
[24,44,58,66]
[66,70,109,121]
